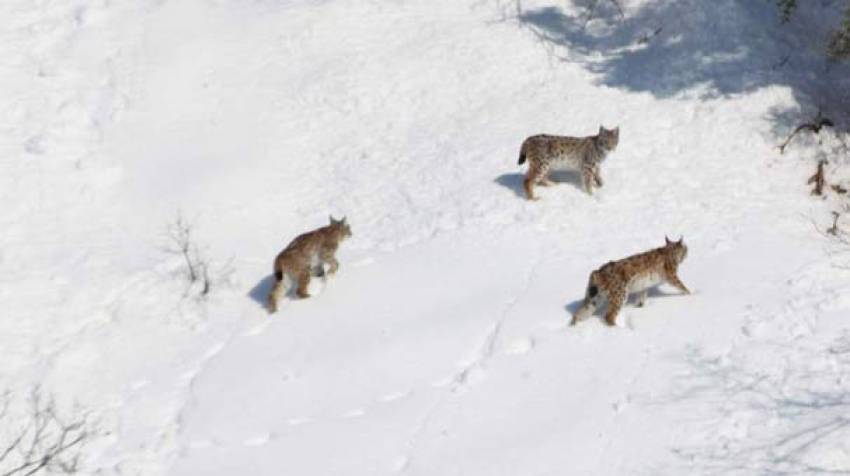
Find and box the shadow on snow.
[501,0,850,132]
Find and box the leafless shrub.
[810,204,850,269]
[162,213,234,299]
[0,389,94,476]
[165,214,209,293]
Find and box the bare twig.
[637,26,663,45]
[771,53,791,70]
[583,0,625,29]
[807,159,828,196]
[778,111,835,154]
[163,213,214,298]
[827,211,841,236]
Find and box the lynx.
[517,126,619,200]
[267,216,352,313]
[571,237,690,326]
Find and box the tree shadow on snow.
[653,332,850,474]
[502,0,850,130]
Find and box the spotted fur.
[518,126,619,200]
[571,237,690,326]
[267,216,352,313]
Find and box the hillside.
[1,0,850,474]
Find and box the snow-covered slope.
[2,0,850,474]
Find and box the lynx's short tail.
[571,272,600,325]
[586,281,599,300]
[518,140,528,165]
[585,270,601,299]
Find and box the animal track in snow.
[243,433,273,447]
[341,408,366,418]
[188,439,216,449]
[352,257,376,267]
[504,336,534,355]
[244,321,270,337]
[379,390,410,402]
[392,455,410,473]
[287,416,312,426]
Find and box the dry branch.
[807,159,828,196]
[163,213,213,298]
[778,112,835,154]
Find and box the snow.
[2,0,850,474]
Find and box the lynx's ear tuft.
[665,236,672,245]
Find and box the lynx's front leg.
[664,263,691,294]
[320,248,340,276]
[593,167,604,187]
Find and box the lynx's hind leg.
[523,176,537,201]
[267,270,288,313]
[604,285,626,326]
[572,280,602,325]
[636,289,648,307]
[295,269,312,299]
[538,167,554,187]
[524,162,543,200]
[581,166,596,195]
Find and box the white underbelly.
[550,158,579,171]
[627,273,663,293]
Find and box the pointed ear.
[599,125,604,134]
[665,236,672,245]
[678,235,684,244]
[341,216,347,224]
[329,215,337,224]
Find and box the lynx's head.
[329,215,352,240]
[598,125,619,151]
[664,236,688,263]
